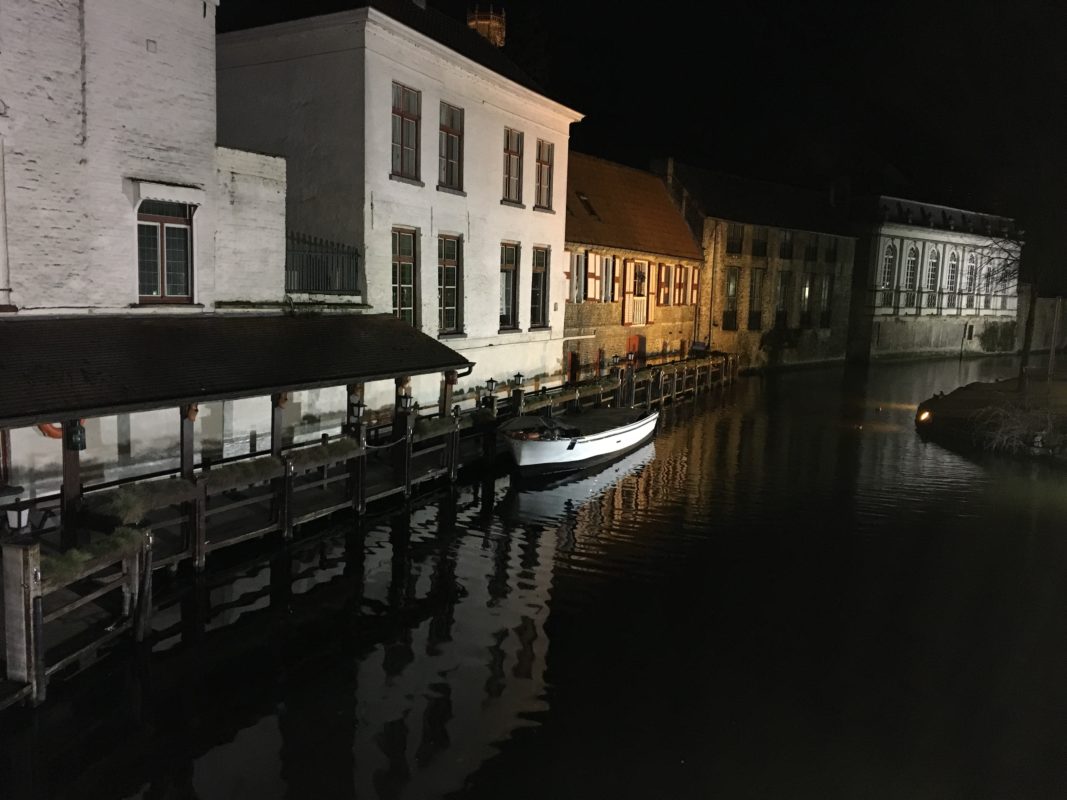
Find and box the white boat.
[498,407,659,475]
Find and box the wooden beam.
[271,393,287,457]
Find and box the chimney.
[467,4,506,47]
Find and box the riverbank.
[915,372,1067,461]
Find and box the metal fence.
[285,231,361,294]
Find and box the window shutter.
[691,267,700,306]
[622,259,634,324]
[647,264,658,323]
[587,251,599,301]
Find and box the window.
[925,249,940,308]
[438,235,461,334]
[804,237,819,262]
[779,230,794,260]
[535,140,554,209]
[980,266,993,309]
[392,228,417,325]
[819,274,835,328]
[438,102,463,190]
[622,260,649,325]
[946,252,960,308]
[751,227,768,258]
[775,270,792,327]
[691,268,699,306]
[531,247,549,327]
[657,264,672,306]
[603,255,616,302]
[825,238,838,263]
[391,82,420,180]
[569,251,586,302]
[502,128,524,203]
[500,243,519,329]
[138,200,194,303]
[748,268,765,330]
[673,265,688,305]
[800,273,815,326]
[879,243,896,306]
[723,267,739,330]
[904,246,919,307]
[963,253,977,309]
[726,223,744,255]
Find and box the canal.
[2,355,1065,799]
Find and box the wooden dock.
[0,353,736,710]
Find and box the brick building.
[562,153,704,381]
[659,159,855,372]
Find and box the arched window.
[924,249,940,307]
[981,266,992,309]
[880,244,896,288]
[963,253,977,309]
[902,246,919,309]
[946,251,959,308]
[878,243,896,307]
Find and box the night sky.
[219,0,1066,291]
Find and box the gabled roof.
[671,161,853,237]
[217,0,545,98]
[0,313,471,427]
[565,153,703,261]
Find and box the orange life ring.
[37,420,85,439]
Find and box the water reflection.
[2,355,1066,799]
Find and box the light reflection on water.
[3,355,1066,799]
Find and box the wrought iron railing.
[285,231,361,294]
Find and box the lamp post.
[483,377,498,417]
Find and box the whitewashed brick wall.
[214,146,286,302]
[0,0,285,314]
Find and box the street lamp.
[400,394,414,411]
[485,377,497,394]
[352,399,365,420]
[513,372,524,387]
[611,354,621,366]
[626,352,635,363]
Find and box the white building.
[0,0,291,494]
[847,195,1021,361]
[216,2,584,399]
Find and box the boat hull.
[502,411,659,475]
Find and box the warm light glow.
[917,409,932,423]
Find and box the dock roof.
[0,313,471,427]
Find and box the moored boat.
[498,407,659,475]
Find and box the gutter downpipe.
[0,135,13,310]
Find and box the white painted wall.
[214,146,287,302]
[217,7,583,394]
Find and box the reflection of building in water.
[349,478,557,799]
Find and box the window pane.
[138,223,160,297]
[164,226,190,296]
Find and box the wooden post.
[319,432,330,490]
[625,364,636,407]
[3,538,45,702]
[345,384,367,514]
[439,370,457,417]
[510,385,525,415]
[192,476,208,571]
[613,366,624,407]
[270,393,287,457]
[135,531,154,642]
[402,412,414,498]
[448,408,461,483]
[180,404,197,559]
[60,419,84,550]
[281,458,295,540]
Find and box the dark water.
[4,356,1067,799]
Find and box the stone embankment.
[915,374,1067,462]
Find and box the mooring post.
[625,363,636,407]
[402,411,415,498]
[3,537,45,703]
[269,393,287,527]
[180,404,197,558]
[480,383,498,463]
